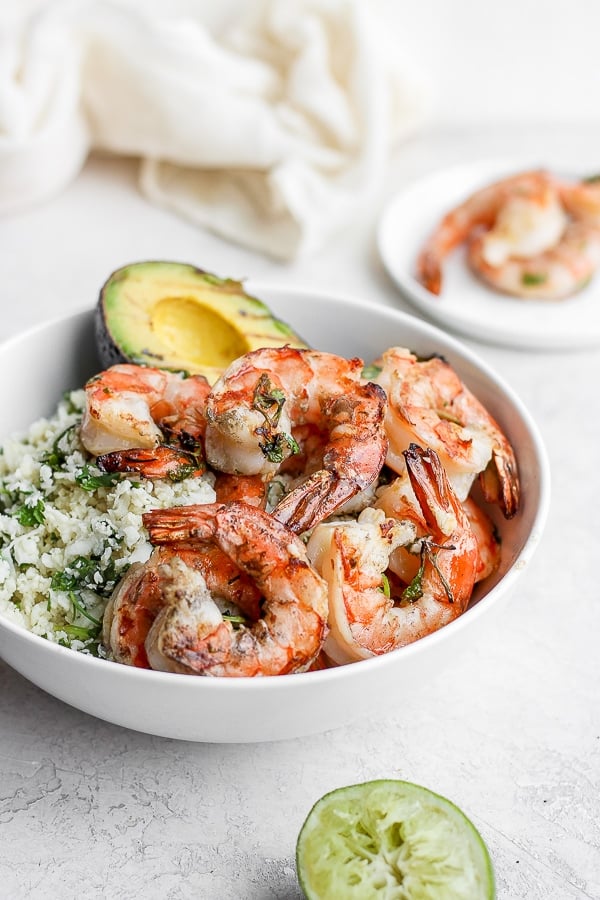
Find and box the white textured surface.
[1,125,599,899]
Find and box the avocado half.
[95,261,309,383]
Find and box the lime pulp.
[296,779,495,900]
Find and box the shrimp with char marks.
[80,363,210,477]
[306,444,478,663]
[103,542,263,669]
[372,347,520,518]
[204,347,388,534]
[375,471,501,586]
[141,501,329,676]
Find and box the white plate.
[378,158,600,350]
[0,286,550,742]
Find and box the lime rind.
[296,780,495,900]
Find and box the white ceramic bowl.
[0,285,550,742]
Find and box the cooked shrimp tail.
[308,444,478,663]
[403,443,477,609]
[272,382,388,533]
[97,446,205,480]
[480,442,520,519]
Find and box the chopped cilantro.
[75,465,122,491]
[379,572,391,598]
[61,392,82,416]
[252,374,286,427]
[68,590,102,627]
[522,272,547,287]
[41,424,76,472]
[16,498,45,527]
[252,374,300,463]
[402,560,425,602]
[258,431,300,464]
[361,364,382,380]
[51,553,123,598]
[402,539,456,605]
[61,624,98,641]
[169,463,198,483]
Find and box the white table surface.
[0,125,598,900]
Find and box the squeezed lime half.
[296,780,495,900]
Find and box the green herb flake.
[251,374,300,463]
[252,374,287,427]
[222,613,247,625]
[402,561,425,603]
[378,572,391,598]
[51,556,97,592]
[61,624,97,641]
[522,272,548,287]
[259,431,299,464]
[68,590,102,627]
[41,424,76,472]
[361,364,382,380]
[61,392,82,416]
[75,465,122,492]
[169,463,198,483]
[16,498,46,527]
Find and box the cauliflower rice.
[0,389,215,655]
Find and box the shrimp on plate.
[306,444,478,664]
[80,364,210,477]
[557,174,600,227]
[103,541,262,668]
[204,347,388,534]
[372,347,520,519]
[467,219,600,300]
[465,173,600,300]
[140,501,329,676]
[416,169,566,295]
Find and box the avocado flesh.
[96,261,309,383]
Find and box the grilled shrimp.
[373,347,520,518]
[416,170,564,295]
[103,542,262,669]
[80,364,210,475]
[375,473,500,586]
[204,347,388,533]
[141,501,329,676]
[307,445,478,663]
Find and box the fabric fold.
[0,0,428,259]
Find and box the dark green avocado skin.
[95,300,127,369]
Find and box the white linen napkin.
[0,0,428,259]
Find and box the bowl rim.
[0,284,552,691]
